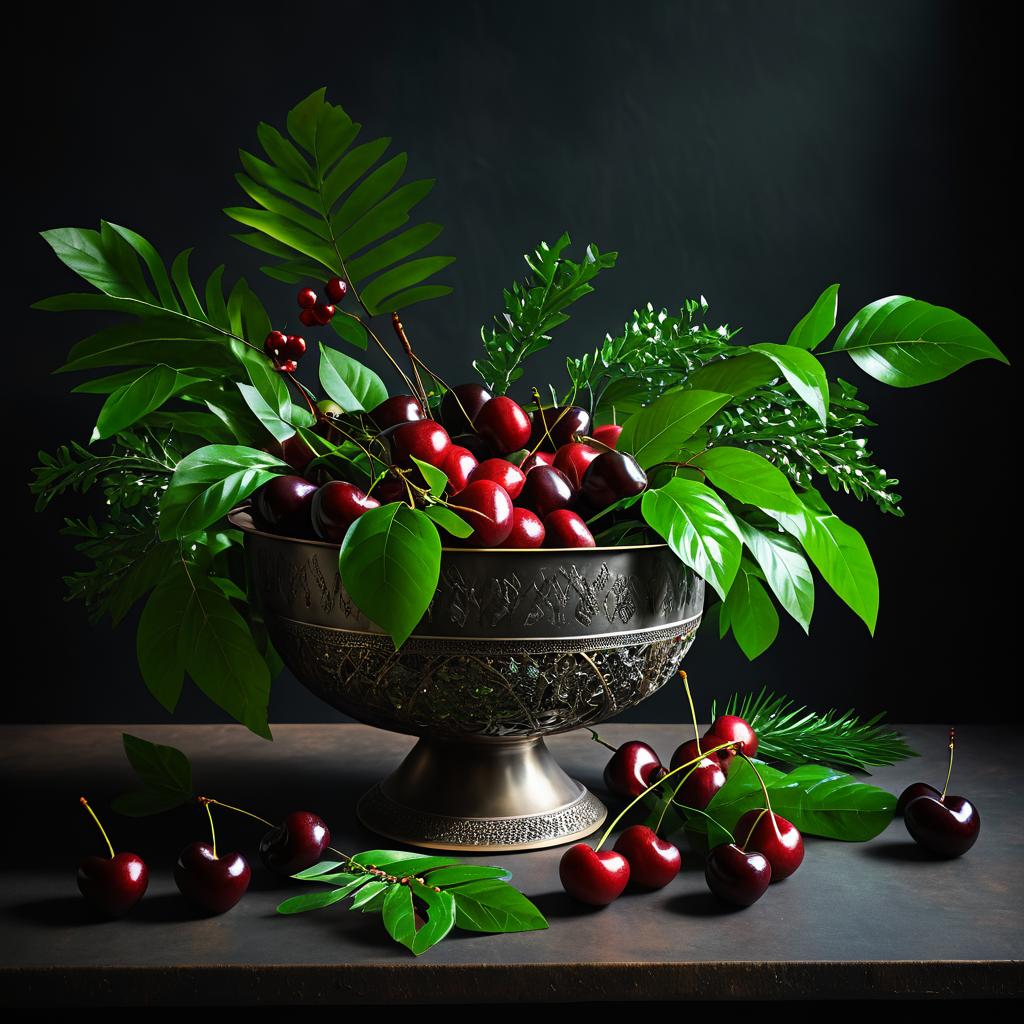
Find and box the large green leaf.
[318,343,388,412]
[683,352,776,397]
[787,283,839,350]
[832,295,1007,387]
[748,343,829,425]
[737,518,814,632]
[111,732,193,817]
[723,560,779,660]
[450,879,549,934]
[136,575,191,710]
[382,880,456,956]
[693,445,802,513]
[640,478,743,601]
[227,89,454,316]
[618,389,729,469]
[94,365,196,439]
[338,503,442,648]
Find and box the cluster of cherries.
[297,277,348,329]
[253,381,647,549]
[559,690,804,910]
[76,796,333,917]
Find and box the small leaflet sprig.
[474,233,617,394]
[711,688,918,772]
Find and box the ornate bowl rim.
[228,507,670,555]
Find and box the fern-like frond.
[226,88,455,318]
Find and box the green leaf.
[350,851,463,873]
[450,880,549,934]
[94,365,183,439]
[291,860,348,879]
[724,561,780,659]
[350,880,391,909]
[160,466,279,539]
[330,313,369,350]
[237,382,295,443]
[736,519,814,632]
[749,343,829,426]
[640,478,742,601]
[787,283,839,350]
[318,343,388,412]
[111,732,193,816]
[382,882,456,955]
[424,865,512,887]
[683,352,776,397]
[766,489,878,634]
[618,389,729,469]
[693,446,802,513]
[276,886,364,915]
[137,575,191,711]
[361,256,456,311]
[339,504,441,648]
[410,455,448,497]
[422,504,474,538]
[832,295,1007,387]
[105,223,180,310]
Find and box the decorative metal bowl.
[230,510,704,851]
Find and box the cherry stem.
[941,726,956,801]
[679,670,703,755]
[662,798,736,846]
[738,751,782,841]
[391,313,429,410]
[199,797,274,830]
[338,309,418,397]
[79,797,115,859]
[586,727,618,753]
[594,740,738,851]
[284,371,318,420]
[407,352,475,430]
[525,386,580,457]
[740,808,770,850]
[204,799,218,859]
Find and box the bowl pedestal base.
[356,735,607,852]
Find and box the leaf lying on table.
[278,848,545,956]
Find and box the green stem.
[738,752,782,841]
[586,728,618,754]
[204,799,217,859]
[79,797,115,859]
[680,670,703,755]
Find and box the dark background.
[10,1,1015,729]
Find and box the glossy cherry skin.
[470,459,527,500]
[498,507,545,548]
[520,465,575,518]
[282,334,306,360]
[77,853,149,917]
[705,844,771,907]
[280,434,315,473]
[440,383,493,435]
[174,842,251,914]
[311,481,380,542]
[591,423,622,449]
[253,475,317,535]
[299,308,318,327]
[708,715,758,759]
[519,451,555,474]
[553,443,601,489]
[370,473,408,504]
[735,810,804,881]
[530,405,591,450]
[263,330,287,358]
[896,781,942,816]
[673,749,726,810]
[297,287,317,308]
[559,844,630,906]
[604,740,665,800]
[451,432,494,462]
[450,480,514,546]
[369,394,424,430]
[613,825,681,890]
[904,795,980,858]
[325,277,348,302]
[387,420,452,468]
[438,445,479,492]
[474,396,532,454]
[258,811,331,875]
[580,451,647,511]
[670,738,722,773]
[544,509,596,548]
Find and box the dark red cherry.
[498,507,545,548]
[369,394,424,430]
[387,420,451,468]
[896,782,941,816]
[904,795,980,858]
[440,383,493,435]
[613,825,681,890]
[544,509,596,548]
[299,308,318,327]
[474,396,532,454]
[580,451,647,511]
[451,432,494,462]
[603,740,665,800]
[591,424,622,449]
[735,810,804,881]
[438,445,478,492]
[552,443,601,489]
[670,737,721,773]
[174,842,251,915]
[709,715,758,759]
[282,334,306,360]
[77,853,149,917]
[519,450,555,474]
[313,303,335,325]
[672,748,726,811]
[276,358,299,373]
[558,844,630,906]
[253,475,317,535]
[263,329,287,358]
[530,405,591,451]
[449,480,513,546]
[704,844,771,907]
[258,811,331,876]
[311,481,380,542]
[325,277,348,302]
[520,465,575,518]
[297,287,317,309]
[469,458,527,500]
[369,472,407,504]
[281,434,315,473]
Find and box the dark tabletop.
[0,723,1020,1004]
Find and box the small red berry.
[277,359,299,373]
[325,278,348,302]
[299,308,318,327]
[297,287,317,309]
[264,330,287,357]
[283,335,306,360]
[313,303,335,325]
